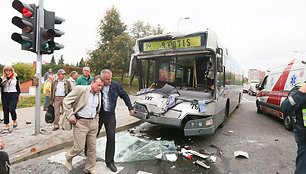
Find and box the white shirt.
[55,80,65,96]
[68,77,76,90]
[102,85,110,112]
[3,78,17,93]
[77,89,100,118]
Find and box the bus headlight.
[198,122,203,127]
[190,122,195,127]
[134,104,148,113]
[205,119,213,126]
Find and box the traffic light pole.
[34,0,44,134]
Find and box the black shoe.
[107,163,117,172]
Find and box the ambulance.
[256,59,305,130]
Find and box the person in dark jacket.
[281,82,306,174]
[97,69,134,172]
[0,66,20,131]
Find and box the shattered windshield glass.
[96,132,178,162]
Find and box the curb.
[11,120,144,164]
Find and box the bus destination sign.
[142,35,202,52]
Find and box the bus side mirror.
[216,48,223,72]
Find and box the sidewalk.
[0,96,142,164]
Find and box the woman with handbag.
[0,66,20,131]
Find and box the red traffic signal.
[12,0,34,18]
[11,0,37,52]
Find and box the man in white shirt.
[50,69,72,131]
[63,76,103,174]
[68,71,78,90]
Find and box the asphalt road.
[11,94,296,174]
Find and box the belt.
[75,114,94,119]
[79,117,94,120]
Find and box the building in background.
[248,69,266,83]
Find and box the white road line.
[242,97,253,102]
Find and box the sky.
[1,0,306,76]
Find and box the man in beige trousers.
[62,76,103,174]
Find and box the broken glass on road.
[96,132,178,162]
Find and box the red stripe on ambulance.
[266,59,296,106]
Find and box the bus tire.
[236,94,241,109]
[283,115,293,131]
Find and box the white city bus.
[129,30,243,136]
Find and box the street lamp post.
[177,17,190,32]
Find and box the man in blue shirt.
[98,69,134,172]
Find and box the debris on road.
[26,121,31,124]
[234,151,249,159]
[156,137,161,140]
[136,171,153,174]
[194,160,210,169]
[209,155,217,163]
[181,148,192,159]
[228,130,234,133]
[166,153,177,162]
[183,149,209,159]
[30,148,36,152]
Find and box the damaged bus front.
[129,30,243,136]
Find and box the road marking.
[242,97,253,102]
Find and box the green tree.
[0,64,4,75]
[50,55,56,64]
[107,32,134,82]
[58,55,64,65]
[130,21,164,40]
[12,63,35,83]
[88,6,128,76]
[79,58,86,67]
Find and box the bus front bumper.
[134,111,216,136]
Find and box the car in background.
[248,83,258,96]
[243,83,250,93]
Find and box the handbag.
[45,105,55,123]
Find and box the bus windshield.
[131,54,215,92]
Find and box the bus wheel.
[236,94,241,109]
[283,115,293,131]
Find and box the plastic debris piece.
[166,154,177,162]
[228,130,233,133]
[209,156,217,163]
[26,121,31,124]
[183,148,209,159]
[274,139,278,141]
[194,160,210,169]
[30,148,36,152]
[155,153,162,159]
[181,148,192,159]
[182,152,192,159]
[198,100,207,112]
[156,137,161,141]
[234,151,249,159]
[136,171,153,174]
[171,166,176,169]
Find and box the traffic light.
[11,0,37,52]
[40,10,65,54]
